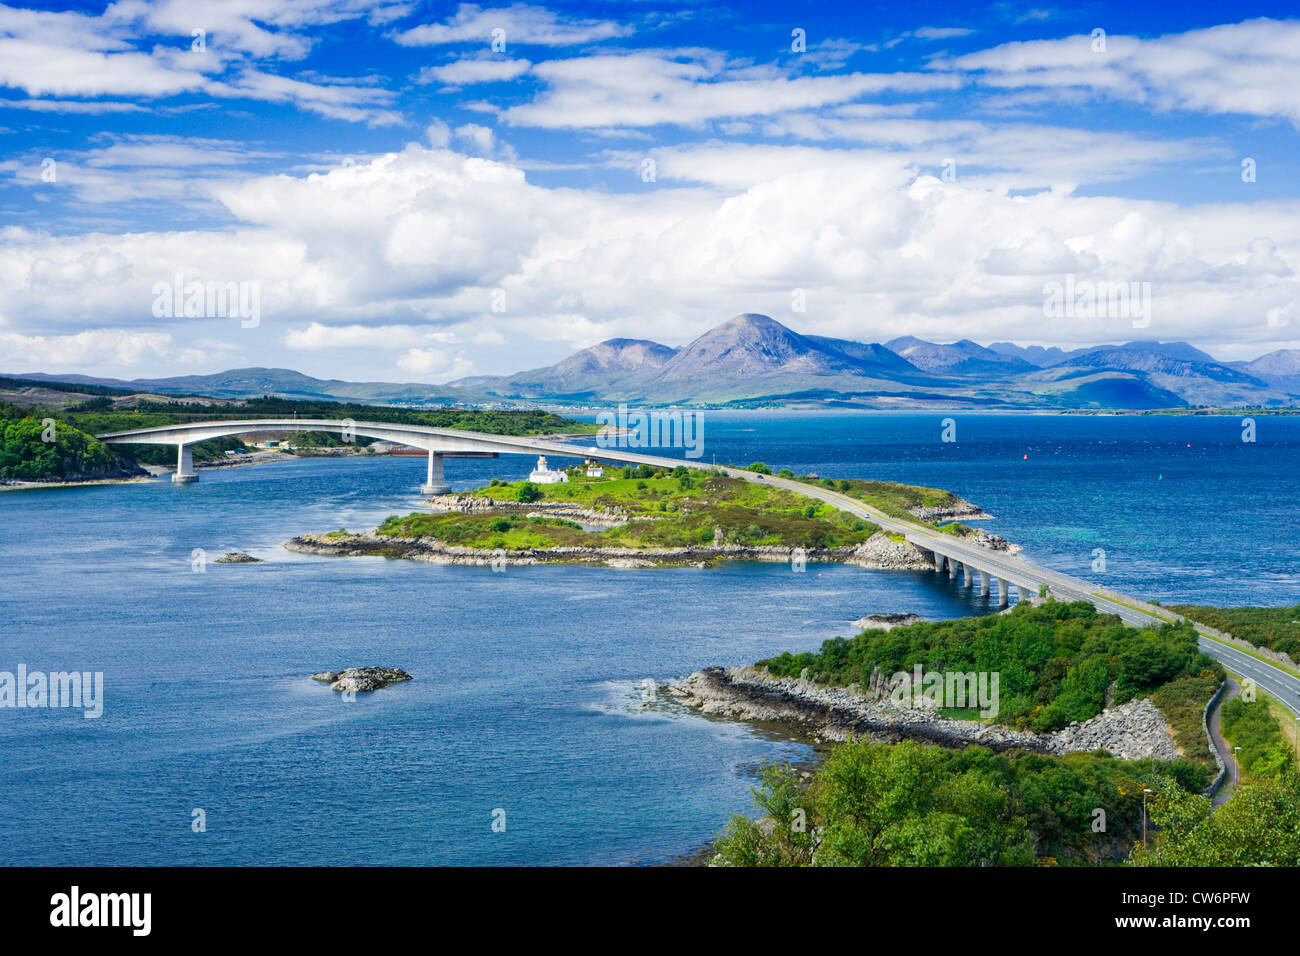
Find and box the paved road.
[1195,637,1300,716]
[1208,679,1242,808]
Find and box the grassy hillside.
[380,471,880,552]
[1171,604,1300,660]
[714,602,1234,868]
[713,740,1208,867]
[0,415,140,482]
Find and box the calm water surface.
[0,412,1295,864]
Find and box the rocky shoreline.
[0,474,152,492]
[910,502,995,522]
[667,666,1180,760]
[282,528,943,570]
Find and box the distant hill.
[988,342,1080,367]
[10,316,1299,410]
[1235,349,1300,392]
[1050,345,1286,407]
[652,314,890,381]
[3,367,466,405]
[885,336,1036,376]
[449,338,677,400]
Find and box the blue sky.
[2,0,1300,381]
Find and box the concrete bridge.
[97,418,1300,717]
[96,418,557,494]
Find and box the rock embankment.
[667,666,1178,760]
[283,529,938,570]
[846,533,933,569]
[311,667,412,693]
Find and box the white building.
[529,456,568,484]
[585,462,604,478]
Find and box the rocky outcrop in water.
[215,551,261,563]
[909,499,991,522]
[667,666,1178,759]
[965,529,1021,554]
[851,613,925,630]
[311,667,412,693]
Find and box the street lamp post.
[1142,788,1153,847]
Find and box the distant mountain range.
[10,313,1300,410]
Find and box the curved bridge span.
[96,418,614,494]
[97,417,1300,715]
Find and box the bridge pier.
[948,558,958,580]
[933,553,945,574]
[979,570,990,596]
[996,577,1010,607]
[421,450,450,495]
[172,443,198,483]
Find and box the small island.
[311,667,413,693]
[284,466,1016,569]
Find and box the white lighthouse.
[528,456,568,484]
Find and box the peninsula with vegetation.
[284,465,1013,569]
[680,599,1300,867]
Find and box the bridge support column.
[979,570,990,595]
[172,443,198,483]
[996,577,1009,607]
[421,450,450,495]
[948,558,958,580]
[965,565,976,588]
[933,553,945,574]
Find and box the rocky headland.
[283,528,944,570]
[668,666,1179,760]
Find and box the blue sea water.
[0,412,1296,865]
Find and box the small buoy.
[1022,454,1028,460]
[1186,443,1191,448]
[1157,474,1164,480]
